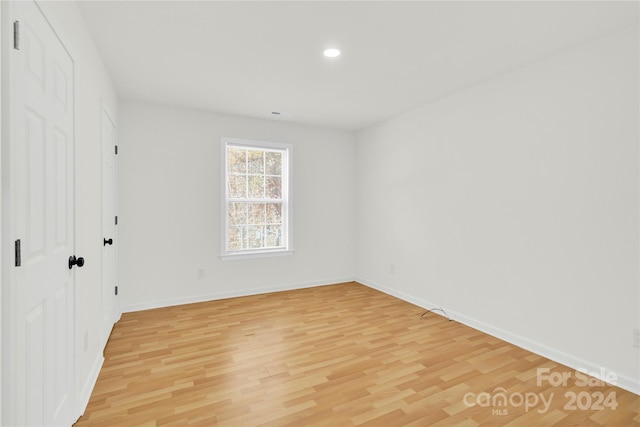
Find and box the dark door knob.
[103,238,113,246]
[69,255,85,269]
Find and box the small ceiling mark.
[270,111,291,118]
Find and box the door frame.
[1,1,80,424]
[1,2,6,423]
[1,3,11,424]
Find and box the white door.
[9,1,77,425]
[101,107,118,342]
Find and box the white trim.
[1,5,13,426]
[357,277,640,396]
[0,3,4,424]
[219,249,294,261]
[32,1,79,61]
[220,137,293,258]
[76,354,104,420]
[121,276,355,313]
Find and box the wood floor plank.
[74,282,639,426]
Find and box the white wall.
[118,100,356,311]
[356,25,639,393]
[26,0,119,415]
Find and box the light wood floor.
[74,282,639,426]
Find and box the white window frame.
[220,137,293,260]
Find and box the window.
[221,138,292,259]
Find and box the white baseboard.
[76,354,104,418]
[121,276,356,314]
[358,277,640,396]
[74,305,122,423]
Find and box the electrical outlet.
[197,268,206,279]
[634,329,640,348]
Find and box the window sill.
[219,249,295,261]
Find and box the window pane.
[247,226,264,248]
[248,203,266,225]
[228,148,246,174]
[228,202,247,225]
[266,225,282,247]
[248,175,265,198]
[266,151,282,175]
[228,175,246,198]
[223,140,289,255]
[228,226,245,251]
[266,203,282,224]
[265,176,281,199]
[247,150,264,174]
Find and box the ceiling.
[78,1,639,131]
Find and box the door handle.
[68,255,85,269]
[103,238,113,246]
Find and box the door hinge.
[115,215,118,225]
[115,145,118,155]
[15,239,21,267]
[13,21,20,50]
[115,286,118,296]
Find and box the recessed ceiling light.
[323,48,341,58]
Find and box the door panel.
[10,1,77,425]
[25,108,46,256]
[54,128,69,245]
[25,304,45,426]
